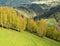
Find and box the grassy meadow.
[0,27,60,46]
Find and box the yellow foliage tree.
[36,19,48,37]
[26,19,37,32]
[0,7,27,32]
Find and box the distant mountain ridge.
[0,0,31,7]
[15,4,50,18]
[32,0,60,7]
[34,5,60,20]
[0,0,60,7]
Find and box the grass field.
[0,27,60,46]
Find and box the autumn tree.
[36,19,48,37]
[0,7,27,32]
[26,19,37,33]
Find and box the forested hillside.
[0,7,60,42]
[0,0,60,46]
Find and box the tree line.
[0,7,60,42]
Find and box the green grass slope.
[0,27,60,46]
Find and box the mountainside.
[15,4,60,20]
[0,0,60,20]
[15,7,37,19]
[34,5,60,20]
[15,4,50,18]
[32,0,60,7]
